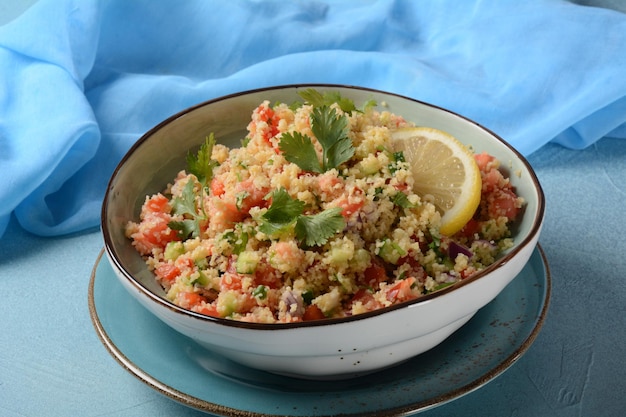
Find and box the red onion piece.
[448,241,473,260]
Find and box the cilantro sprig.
[279,89,380,173]
[168,180,205,239]
[295,207,345,247]
[279,105,354,173]
[168,134,219,239]
[298,88,358,113]
[187,134,219,187]
[259,188,345,247]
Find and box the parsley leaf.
[263,188,305,223]
[168,219,198,239]
[187,134,219,186]
[280,105,354,173]
[168,180,205,239]
[295,207,345,247]
[259,188,344,246]
[311,106,354,171]
[235,191,250,210]
[221,227,249,255]
[258,188,305,236]
[392,191,417,209]
[298,88,358,113]
[278,132,323,173]
[361,99,377,113]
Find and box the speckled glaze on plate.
[88,245,550,416]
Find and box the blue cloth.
[1,0,625,238]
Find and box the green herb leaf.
[258,188,305,236]
[281,90,356,173]
[171,180,198,217]
[252,285,268,299]
[221,227,249,255]
[388,150,406,174]
[278,131,323,173]
[297,88,326,107]
[235,191,250,210]
[360,99,377,113]
[298,88,357,113]
[263,188,305,223]
[392,191,417,209]
[169,180,204,238]
[310,106,354,171]
[168,219,199,240]
[187,134,219,186]
[295,207,345,247]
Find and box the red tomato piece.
[303,304,326,321]
[210,177,225,197]
[386,277,417,303]
[155,263,180,285]
[488,189,520,220]
[361,258,388,288]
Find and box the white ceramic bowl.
[102,84,545,380]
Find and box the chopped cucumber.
[379,239,407,265]
[164,241,185,261]
[236,250,259,274]
[328,244,352,266]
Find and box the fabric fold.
[1,0,625,239]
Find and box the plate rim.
[88,245,551,417]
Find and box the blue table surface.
[1,138,625,417]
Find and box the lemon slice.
[391,127,482,236]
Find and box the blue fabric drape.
[1,0,625,238]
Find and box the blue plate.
[89,246,550,416]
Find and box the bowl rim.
[102,83,545,330]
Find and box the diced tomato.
[144,193,171,214]
[207,198,244,232]
[393,182,409,192]
[474,152,495,171]
[130,211,180,255]
[253,261,282,289]
[350,289,383,312]
[175,256,196,273]
[460,268,475,279]
[386,277,417,303]
[318,174,344,195]
[338,198,364,218]
[220,272,243,291]
[361,258,388,288]
[194,303,220,318]
[178,291,207,308]
[234,179,270,215]
[210,177,225,197]
[457,218,481,238]
[482,168,506,193]
[252,103,280,147]
[303,304,326,321]
[155,263,180,284]
[397,255,426,281]
[488,189,520,220]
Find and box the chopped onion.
[448,241,473,260]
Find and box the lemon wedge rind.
[391,127,482,236]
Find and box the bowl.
[102,84,545,380]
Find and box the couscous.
[125,90,523,323]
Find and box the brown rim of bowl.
[101,83,546,330]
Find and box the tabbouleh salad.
[125,89,524,323]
